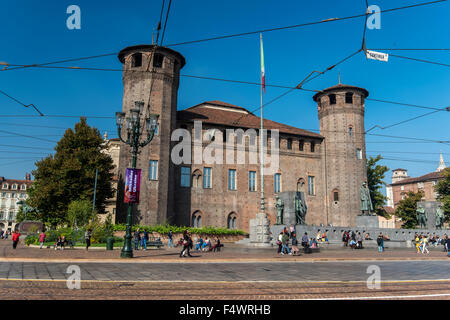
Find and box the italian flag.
[260,33,265,93]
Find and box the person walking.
[277,232,283,254]
[167,229,174,248]
[39,230,46,249]
[142,230,149,250]
[0,229,4,239]
[133,229,141,250]
[446,236,450,257]
[421,235,429,254]
[281,231,291,255]
[85,229,92,251]
[415,234,421,253]
[291,233,300,255]
[377,233,384,253]
[356,232,363,249]
[180,230,193,257]
[11,230,20,249]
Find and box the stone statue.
[416,205,427,229]
[436,206,444,230]
[294,193,307,225]
[359,182,373,216]
[275,196,284,225]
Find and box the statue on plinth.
[436,205,444,230]
[294,193,307,225]
[359,182,373,216]
[275,196,284,225]
[416,205,427,229]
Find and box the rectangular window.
[308,176,315,195]
[149,160,158,180]
[228,169,237,191]
[180,167,191,187]
[333,191,339,202]
[274,173,281,193]
[153,53,164,68]
[203,167,212,189]
[299,140,304,151]
[345,92,353,104]
[132,53,142,68]
[287,138,292,150]
[356,148,362,160]
[310,142,315,153]
[249,171,256,192]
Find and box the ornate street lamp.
[116,101,159,258]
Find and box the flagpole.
[260,33,265,214]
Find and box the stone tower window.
[310,142,315,153]
[333,190,339,202]
[131,53,142,68]
[345,92,353,104]
[329,94,336,105]
[153,53,164,68]
[349,126,353,137]
[356,148,362,160]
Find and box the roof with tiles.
[177,101,323,139]
[390,171,444,186]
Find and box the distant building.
[386,153,447,209]
[0,173,33,232]
[101,133,120,223]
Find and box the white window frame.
[149,160,158,180]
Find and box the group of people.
[133,228,151,250]
[177,230,223,257]
[413,233,449,255]
[342,230,366,249]
[276,226,319,255]
[0,229,11,239]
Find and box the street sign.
[365,50,389,62]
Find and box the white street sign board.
[366,50,389,62]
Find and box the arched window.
[349,126,353,137]
[297,178,306,193]
[192,170,202,188]
[192,211,202,228]
[131,53,142,68]
[227,212,237,229]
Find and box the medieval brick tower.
[314,83,369,227]
[117,45,185,225]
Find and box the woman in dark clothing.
[180,230,193,257]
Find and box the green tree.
[395,190,424,229]
[67,199,94,228]
[435,167,450,222]
[366,155,390,218]
[28,118,115,227]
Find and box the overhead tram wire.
[388,53,450,67]
[0,0,445,73]
[0,89,44,116]
[160,0,172,46]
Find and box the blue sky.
[0,0,449,186]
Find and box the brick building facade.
[115,45,370,232]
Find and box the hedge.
[112,224,247,236]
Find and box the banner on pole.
[365,50,389,62]
[124,168,141,203]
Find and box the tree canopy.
[435,167,450,222]
[395,190,424,229]
[28,118,115,227]
[366,155,390,218]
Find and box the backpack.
[377,237,382,245]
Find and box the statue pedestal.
[356,215,379,228]
[249,213,272,247]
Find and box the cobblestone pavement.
[0,279,449,300]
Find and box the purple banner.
[124,168,141,203]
